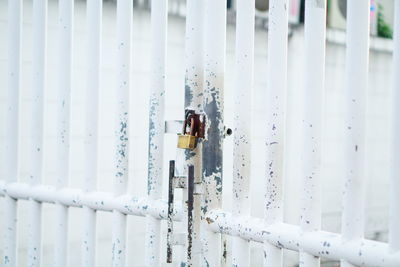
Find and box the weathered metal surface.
[206,209,400,267]
[201,1,227,266]
[82,1,102,267]
[341,1,370,267]
[231,0,254,266]
[182,0,206,265]
[167,163,196,265]
[187,165,195,265]
[2,1,399,266]
[264,0,288,266]
[27,0,46,266]
[54,1,73,266]
[299,0,326,266]
[112,1,132,266]
[0,181,183,220]
[145,0,168,265]
[167,161,175,263]
[173,176,187,188]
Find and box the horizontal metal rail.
[206,209,400,267]
[0,181,182,221]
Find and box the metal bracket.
[172,233,186,246]
[166,161,197,264]
[165,120,183,134]
[173,176,187,188]
[173,176,202,195]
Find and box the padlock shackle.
[181,109,205,138]
[189,117,196,136]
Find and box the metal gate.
[1,0,400,266]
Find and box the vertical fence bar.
[166,161,175,263]
[187,165,195,264]
[389,0,400,253]
[263,0,288,266]
[184,0,204,265]
[3,1,22,266]
[299,0,326,266]
[341,0,370,266]
[27,0,47,266]
[232,0,254,266]
[202,1,226,266]
[82,0,102,266]
[145,0,167,265]
[112,1,132,266]
[54,1,73,266]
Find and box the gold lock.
[177,110,205,150]
[177,134,197,149]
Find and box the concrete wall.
[0,0,394,266]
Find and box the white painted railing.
[1,0,400,267]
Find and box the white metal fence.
[1,0,400,267]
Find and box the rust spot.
[206,217,214,224]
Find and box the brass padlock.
[177,110,204,150]
[177,134,197,149]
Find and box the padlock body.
[177,134,197,149]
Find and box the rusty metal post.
[167,160,175,263]
[187,165,195,265]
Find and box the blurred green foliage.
[377,3,393,39]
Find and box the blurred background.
[0,0,396,266]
